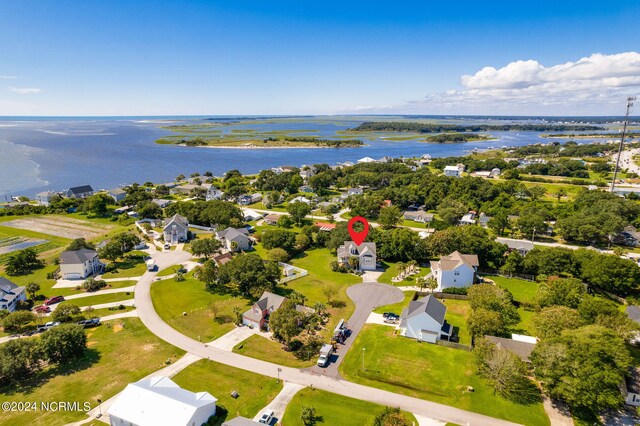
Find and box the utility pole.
[611,97,636,193]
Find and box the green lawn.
[282,387,417,426]
[68,291,134,308]
[173,359,282,425]
[339,325,549,426]
[373,291,414,315]
[101,257,148,278]
[489,275,539,336]
[442,299,472,345]
[378,261,431,286]
[85,305,135,318]
[151,274,251,342]
[233,334,313,368]
[0,318,184,425]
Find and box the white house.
[35,191,56,206]
[0,277,26,312]
[430,251,479,291]
[398,295,450,343]
[289,196,311,204]
[403,210,433,223]
[443,165,461,177]
[337,241,377,271]
[108,376,217,426]
[238,193,262,205]
[346,187,364,197]
[59,249,103,280]
[242,209,263,222]
[357,156,377,164]
[216,227,251,252]
[163,214,189,244]
[205,186,223,201]
[108,188,127,203]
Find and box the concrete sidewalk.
[64,286,135,300]
[80,299,135,311]
[206,326,264,351]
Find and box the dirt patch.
[87,340,98,347]
[141,344,156,351]
[112,323,124,333]
[0,216,112,239]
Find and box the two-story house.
[0,277,27,312]
[59,249,104,280]
[216,227,251,252]
[337,241,377,271]
[242,291,286,330]
[430,251,479,291]
[163,214,189,245]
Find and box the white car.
[259,410,274,424]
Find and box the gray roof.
[403,295,447,325]
[434,251,479,271]
[59,249,98,265]
[255,291,286,312]
[496,237,534,252]
[0,277,24,305]
[164,214,188,230]
[109,188,126,195]
[337,241,376,259]
[627,306,640,324]
[223,417,261,426]
[485,336,536,362]
[68,185,94,194]
[217,227,249,241]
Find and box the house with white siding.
[398,295,450,343]
[430,251,479,291]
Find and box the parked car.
[44,321,60,328]
[259,410,274,424]
[34,305,51,313]
[77,318,101,328]
[44,295,65,306]
[164,243,171,249]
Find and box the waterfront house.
[443,165,461,177]
[66,185,94,199]
[35,191,57,206]
[205,186,223,201]
[108,188,127,203]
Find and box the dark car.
[77,318,101,328]
[44,295,65,306]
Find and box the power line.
[611,96,636,193]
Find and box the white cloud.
[0,75,18,79]
[9,86,41,94]
[351,52,640,115]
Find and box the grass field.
[378,261,431,285]
[173,359,282,425]
[0,318,183,425]
[373,291,414,315]
[282,387,417,426]
[339,325,549,426]
[68,291,134,308]
[443,299,472,345]
[233,334,313,368]
[151,274,251,341]
[489,275,540,336]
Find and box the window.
[454,271,460,276]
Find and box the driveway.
[129,255,518,426]
[207,326,261,351]
[305,282,404,379]
[252,382,305,424]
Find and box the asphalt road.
[305,282,404,378]
[135,269,517,426]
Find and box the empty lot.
[0,216,113,240]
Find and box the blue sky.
[0,1,639,115]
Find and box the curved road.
[134,253,519,426]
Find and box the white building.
[108,376,217,426]
[108,188,127,203]
[59,249,103,280]
[163,214,189,244]
[357,156,377,163]
[443,165,461,177]
[398,295,450,343]
[430,251,479,291]
[289,196,311,204]
[205,186,224,201]
[337,241,377,271]
[35,191,57,206]
[0,277,26,312]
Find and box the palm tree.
[348,256,359,271]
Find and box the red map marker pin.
[348,216,369,246]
